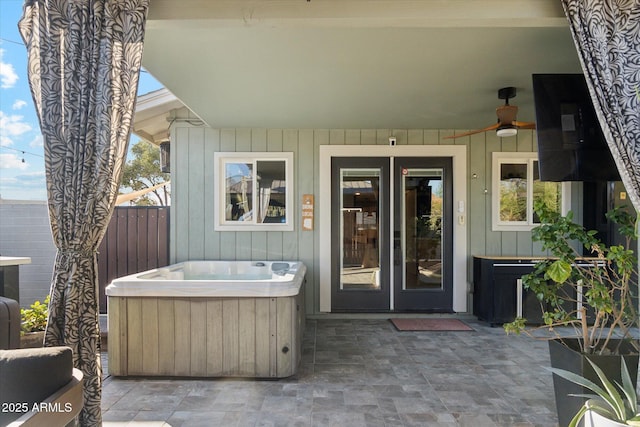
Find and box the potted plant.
[20,294,49,348]
[504,201,639,426]
[552,357,640,426]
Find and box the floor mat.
[390,318,474,331]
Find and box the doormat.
[390,318,474,332]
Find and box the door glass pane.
[403,168,443,290]
[340,168,381,290]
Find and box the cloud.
[0,111,32,143]
[0,49,19,89]
[0,171,45,187]
[12,99,27,110]
[0,171,46,200]
[29,134,43,148]
[12,171,45,186]
[0,153,28,170]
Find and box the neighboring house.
[131,1,625,317]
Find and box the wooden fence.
[97,206,169,313]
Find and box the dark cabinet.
[473,257,544,326]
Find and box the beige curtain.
[561,1,640,211]
[19,1,149,424]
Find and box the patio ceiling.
[139,0,582,132]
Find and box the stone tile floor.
[101,318,558,426]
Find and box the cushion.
[0,346,73,425]
[0,297,20,349]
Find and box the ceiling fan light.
[496,125,518,138]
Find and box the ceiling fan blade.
[443,122,500,139]
[513,121,536,129]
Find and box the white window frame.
[492,152,571,232]
[214,152,294,231]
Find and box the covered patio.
[101,318,557,426]
[13,1,640,426]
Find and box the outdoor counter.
[0,256,31,302]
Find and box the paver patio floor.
[101,318,558,426]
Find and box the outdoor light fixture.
[160,140,170,173]
[496,125,518,138]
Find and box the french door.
[331,156,453,312]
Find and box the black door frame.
[331,157,391,311]
[393,157,454,312]
[330,156,454,312]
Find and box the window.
[215,152,294,231]
[492,152,570,231]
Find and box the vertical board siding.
[126,298,143,374]
[98,206,169,314]
[148,210,160,267]
[205,299,223,375]
[174,299,192,376]
[268,298,278,376]
[276,297,293,376]
[106,297,122,375]
[203,128,220,260]
[238,299,257,376]
[188,127,206,260]
[255,298,271,377]
[108,295,301,378]
[141,298,159,375]
[171,125,580,315]
[222,299,240,375]
[173,127,190,263]
[236,233,253,260]
[484,132,503,255]
[190,300,208,376]
[157,298,175,375]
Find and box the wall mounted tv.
[532,73,620,182]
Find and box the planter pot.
[20,331,45,348]
[548,339,639,427]
[583,402,628,427]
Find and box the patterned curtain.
[561,1,640,211]
[18,1,149,425]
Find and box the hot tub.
[105,261,306,378]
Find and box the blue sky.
[0,0,163,200]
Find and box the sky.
[0,0,163,200]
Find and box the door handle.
[393,237,401,265]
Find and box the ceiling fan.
[445,87,536,139]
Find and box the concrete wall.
[0,200,55,307]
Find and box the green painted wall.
[169,117,581,315]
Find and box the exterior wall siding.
[170,121,581,315]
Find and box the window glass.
[492,153,568,231]
[499,163,528,222]
[256,160,287,223]
[532,161,562,223]
[215,153,293,231]
[225,162,253,222]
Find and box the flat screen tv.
[532,74,620,182]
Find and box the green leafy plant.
[20,295,49,334]
[551,357,640,426]
[504,201,639,355]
